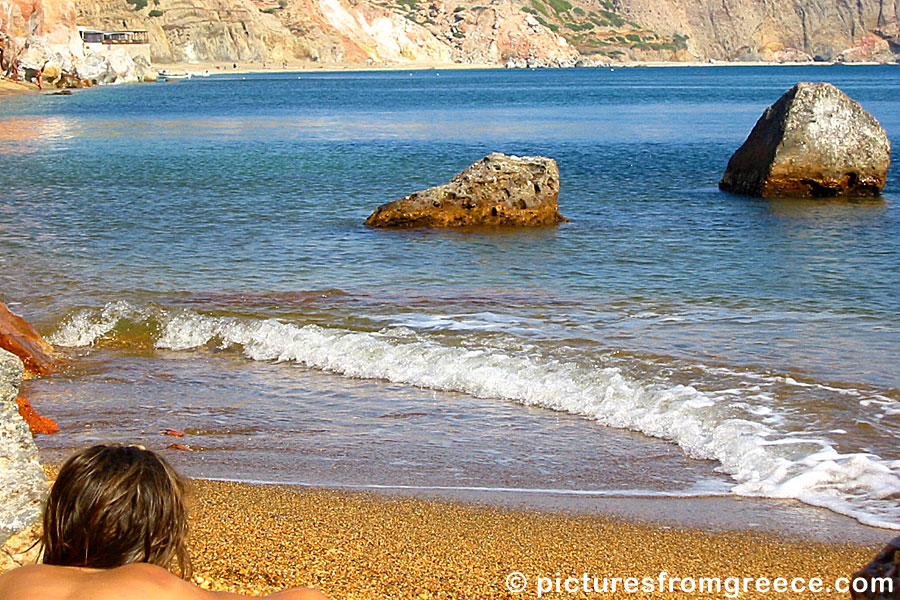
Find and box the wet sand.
[185,479,880,599]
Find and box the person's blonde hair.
[41,444,192,578]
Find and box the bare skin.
[0,563,328,600]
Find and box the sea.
[1,65,898,535]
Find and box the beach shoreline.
[35,459,890,597]
[0,78,39,97]
[4,59,890,95]
[180,478,880,598]
[151,58,894,77]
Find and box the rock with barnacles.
[365,153,567,228]
[719,82,891,198]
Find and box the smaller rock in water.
[365,153,567,228]
[719,82,891,198]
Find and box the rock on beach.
[365,153,567,228]
[0,349,48,572]
[719,82,891,198]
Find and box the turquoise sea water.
[1,66,899,530]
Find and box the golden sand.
[0,78,38,97]
[185,480,879,599]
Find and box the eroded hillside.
[3,0,900,73]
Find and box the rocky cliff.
[68,0,578,65]
[3,0,900,78]
[1,0,158,85]
[87,0,899,66]
[617,0,900,62]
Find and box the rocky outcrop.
[617,0,900,63]
[720,82,891,198]
[0,349,48,573]
[73,51,157,84]
[387,0,579,66]
[1,0,157,86]
[70,0,574,65]
[73,0,306,64]
[7,0,900,73]
[366,153,566,228]
[835,32,897,63]
[0,302,56,378]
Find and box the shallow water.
[2,65,899,531]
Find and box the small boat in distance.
[157,70,192,81]
[188,70,212,77]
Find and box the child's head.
[41,444,191,577]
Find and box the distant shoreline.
[2,59,893,98]
[154,58,896,77]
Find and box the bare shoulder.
[0,564,328,600]
[101,563,201,598]
[0,563,197,600]
[0,564,68,600]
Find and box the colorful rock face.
[0,302,56,378]
[719,82,891,198]
[365,153,568,228]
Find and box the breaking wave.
[50,301,900,530]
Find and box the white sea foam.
[52,302,900,530]
[48,301,144,347]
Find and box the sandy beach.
[0,78,38,97]
[181,479,879,599]
[153,60,500,77]
[151,58,873,77]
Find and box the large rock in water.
[365,153,567,228]
[0,349,48,572]
[0,302,56,378]
[719,82,891,198]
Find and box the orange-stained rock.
[161,428,185,437]
[15,396,59,435]
[0,302,56,378]
[365,153,567,228]
[720,83,891,198]
[167,444,194,451]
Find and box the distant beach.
[0,78,37,97]
[150,58,890,77]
